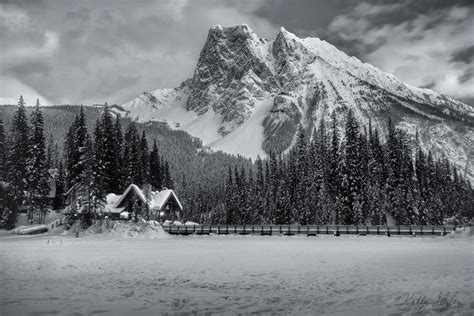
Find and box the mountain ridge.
[122,24,474,179]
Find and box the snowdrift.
[85,221,172,239]
[12,225,49,235]
[446,226,473,238]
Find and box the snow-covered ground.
[0,231,473,315]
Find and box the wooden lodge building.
[105,184,183,221]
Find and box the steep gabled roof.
[150,189,183,210]
[114,184,148,208]
[113,184,183,211]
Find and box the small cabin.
[106,184,182,222]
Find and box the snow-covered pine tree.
[7,96,30,201]
[46,134,54,169]
[0,120,17,228]
[149,140,162,190]
[123,122,142,185]
[0,119,5,181]
[84,136,104,219]
[367,125,386,225]
[162,160,173,189]
[27,100,50,223]
[328,112,343,224]
[415,146,428,224]
[293,125,311,224]
[341,109,363,224]
[113,115,124,191]
[94,104,121,194]
[53,160,66,210]
[139,131,150,186]
[224,165,235,224]
[254,155,266,223]
[64,106,89,188]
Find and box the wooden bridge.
[163,224,454,237]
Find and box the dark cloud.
[6,60,52,77]
[458,68,474,84]
[452,45,474,64]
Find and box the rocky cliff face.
[122,24,474,179]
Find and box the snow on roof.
[150,189,183,210]
[114,184,147,208]
[106,193,121,205]
[113,184,183,211]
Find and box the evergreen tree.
[114,115,124,190]
[254,155,266,223]
[84,136,104,219]
[0,119,5,181]
[149,140,162,190]
[6,96,30,200]
[53,161,66,210]
[0,120,17,228]
[340,109,363,224]
[27,100,50,223]
[162,160,173,189]
[139,131,150,185]
[328,113,343,224]
[123,122,142,185]
[64,105,88,187]
[94,104,121,194]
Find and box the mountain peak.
[208,24,256,40]
[122,25,474,179]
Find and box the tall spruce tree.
[149,140,162,190]
[7,96,30,198]
[64,106,88,187]
[94,104,121,194]
[139,131,150,185]
[0,119,17,228]
[27,100,50,223]
[123,122,142,185]
[0,119,5,181]
[53,161,66,210]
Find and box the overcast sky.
[1,0,473,106]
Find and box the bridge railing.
[162,224,454,236]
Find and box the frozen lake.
[1,233,473,315]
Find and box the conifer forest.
[1,97,473,229]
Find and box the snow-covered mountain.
[122,24,474,178]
